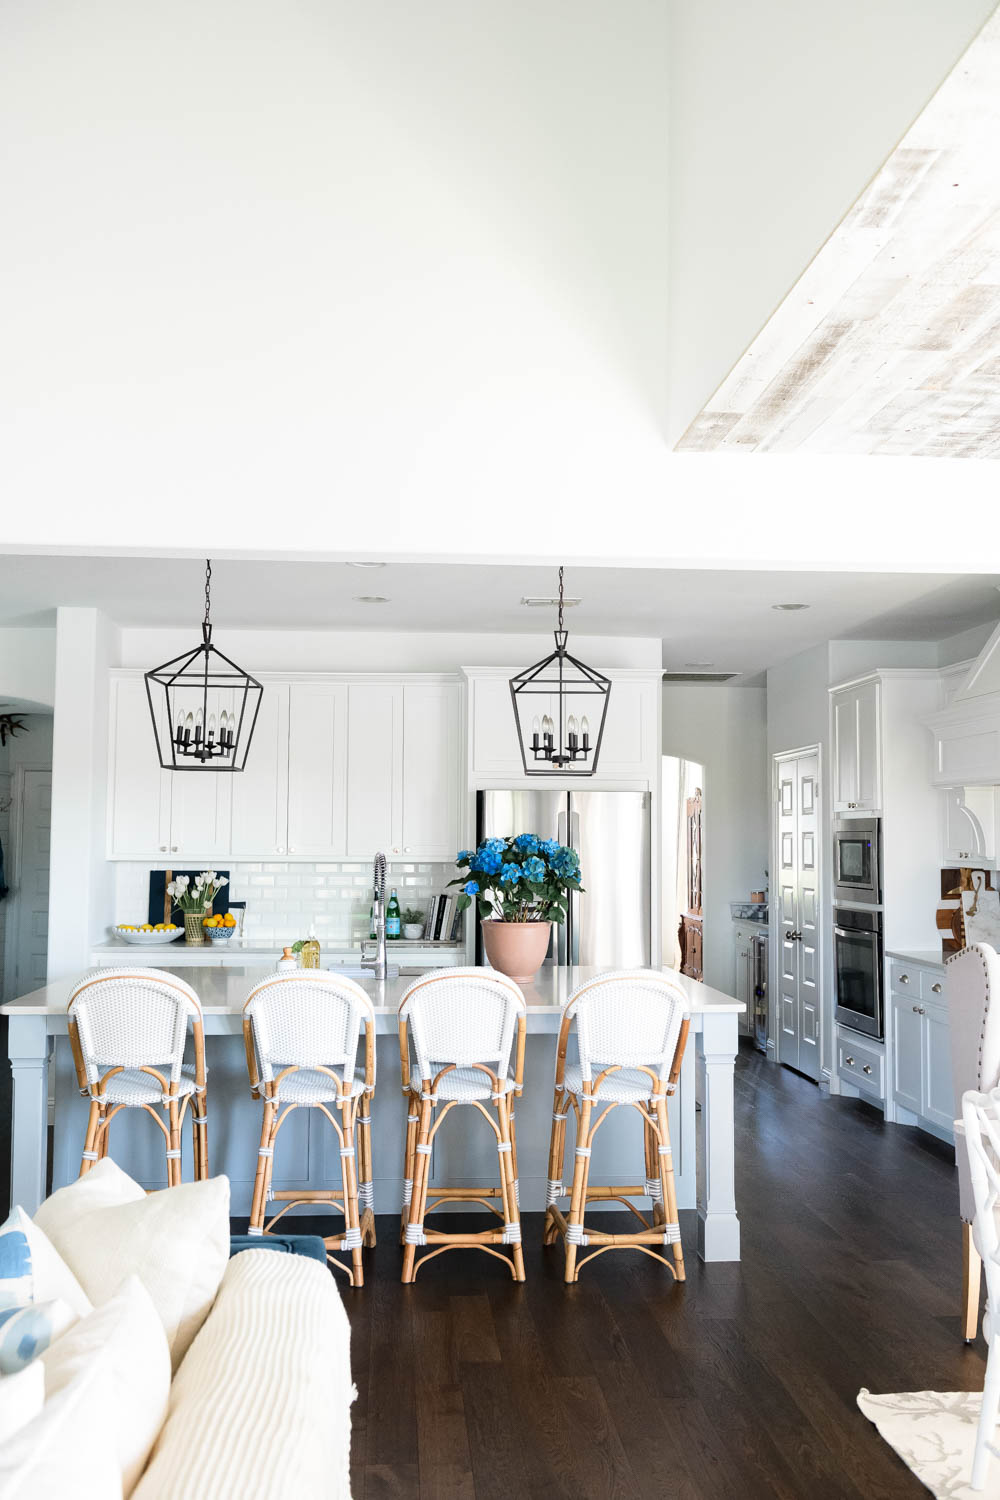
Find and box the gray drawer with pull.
[889,959,945,1003]
[837,1032,885,1099]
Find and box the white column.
[696,1010,741,1261]
[8,1015,50,1214]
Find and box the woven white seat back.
[68,968,202,1085]
[565,969,689,1084]
[399,967,525,1082]
[244,971,375,1089]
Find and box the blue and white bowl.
[207,926,235,943]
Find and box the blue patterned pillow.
[0,1297,75,1373]
[0,1209,34,1311]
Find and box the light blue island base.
[5,965,744,1261]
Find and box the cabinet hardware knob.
[171,846,177,853]
[899,974,909,984]
[863,1064,872,1075]
[931,982,942,994]
[160,846,167,852]
[913,1005,919,1013]
[845,1056,855,1066]
[404,846,411,853]
[276,847,284,854]
[917,1006,925,1015]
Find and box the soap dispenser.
[277,946,298,973]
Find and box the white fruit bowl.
[114,926,184,945]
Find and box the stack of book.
[421,894,465,943]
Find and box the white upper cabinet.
[400,682,461,860]
[344,683,401,858]
[929,716,1000,787]
[231,685,289,857]
[286,684,348,859]
[942,785,998,867]
[167,762,232,862]
[469,676,525,778]
[108,677,170,858]
[832,679,881,813]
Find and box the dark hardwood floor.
[342,1042,987,1499]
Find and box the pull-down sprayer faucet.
[360,851,388,980]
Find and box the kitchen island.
[3,964,744,1260]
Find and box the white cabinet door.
[921,1000,954,1134]
[471,676,526,778]
[932,720,1000,787]
[592,679,648,776]
[890,992,923,1115]
[108,678,170,857]
[231,685,289,858]
[400,683,460,860]
[832,681,881,813]
[167,766,232,862]
[943,786,997,866]
[344,683,402,858]
[286,684,348,858]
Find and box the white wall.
[0,628,57,708]
[662,682,767,994]
[117,628,662,673]
[47,610,119,979]
[666,0,995,442]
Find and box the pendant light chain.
[557,565,565,635]
[203,559,213,631]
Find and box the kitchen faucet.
[360,851,388,981]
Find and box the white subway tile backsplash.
[112,858,457,945]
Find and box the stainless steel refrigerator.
[476,790,651,968]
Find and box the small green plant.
[402,908,425,925]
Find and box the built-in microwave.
[834,905,883,1039]
[832,817,882,906]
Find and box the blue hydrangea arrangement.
[451,835,583,923]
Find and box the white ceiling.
[1,555,997,677]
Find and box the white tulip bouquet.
[167,870,228,915]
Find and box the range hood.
[925,620,1000,786]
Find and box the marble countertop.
[886,947,947,972]
[2,964,744,1020]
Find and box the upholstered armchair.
[948,943,1000,1341]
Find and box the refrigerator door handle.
[568,806,580,965]
[557,807,569,965]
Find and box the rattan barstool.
[544,969,690,1283]
[398,967,526,1282]
[243,970,376,1286]
[67,967,208,1186]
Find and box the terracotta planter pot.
[184,911,206,944]
[481,920,552,983]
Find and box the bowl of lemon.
[115,923,183,946]
[204,913,238,943]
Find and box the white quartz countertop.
[886,947,947,972]
[2,964,744,1023]
[90,939,462,958]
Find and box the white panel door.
[471,677,527,778]
[400,683,460,860]
[231,684,289,858]
[890,992,923,1115]
[345,684,402,858]
[832,693,859,813]
[108,677,171,857]
[921,1001,954,1131]
[168,766,232,861]
[832,681,881,813]
[775,752,821,1081]
[854,680,881,811]
[7,770,51,995]
[286,684,348,858]
[592,679,646,775]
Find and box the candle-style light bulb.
[207,714,217,749]
[581,714,590,750]
[531,715,540,752]
[194,708,203,744]
[183,712,194,748]
[567,714,578,736]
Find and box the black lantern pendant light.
[509,566,611,777]
[144,560,262,772]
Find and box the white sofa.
[0,1164,354,1499]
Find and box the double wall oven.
[833,817,884,1039]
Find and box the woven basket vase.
[184,911,206,944]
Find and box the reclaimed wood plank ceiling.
[678,11,1000,457]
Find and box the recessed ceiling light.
[771,603,810,611]
[353,595,390,605]
[347,561,386,569]
[521,595,581,608]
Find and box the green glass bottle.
[386,888,401,939]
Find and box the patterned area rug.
[858,1389,996,1498]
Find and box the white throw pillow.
[40,1175,230,1371]
[0,1297,76,1374]
[134,1249,354,1500]
[0,1208,91,1318]
[35,1158,146,1240]
[0,1360,121,1500]
[0,1361,45,1445]
[42,1275,170,1496]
